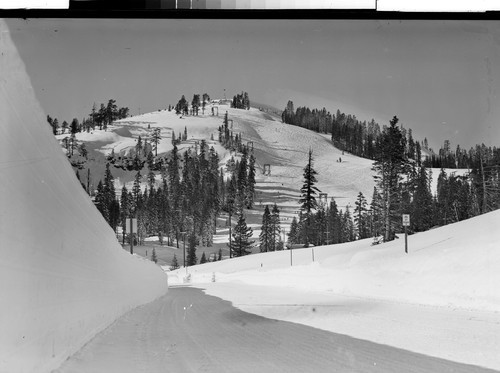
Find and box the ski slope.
[72,92,470,220]
[69,102,376,210]
[168,210,500,370]
[0,20,168,373]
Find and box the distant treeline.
[282,101,500,237]
[281,100,500,171]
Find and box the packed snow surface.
[0,20,168,373]
[169,210,500,370]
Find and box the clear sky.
[6,18,500,150]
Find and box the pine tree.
[151,128,162,156]
[200,252,207,264]
[244,92,250,110]
[70,118,79,134]
[170,254,180,270]
[245,153,256,208]
[270,203,281,251]
[187,231,197,266]
[229,212,254,257]
[369,187,383,239]
[95,180,109,222]
[372,116,408,242]
[226,176,237,213]
[259,205,272,252]
[202,93,210,115]
[52,118,59,135]
[237,149,248,200]
[192,94,201,116]
[315,204,327,245]
[411,165,434,232]
[132,170,142,205]
[299,149,321,246]
[341,207,355,243]
[147,170,156,190]
[288,216,299,245]
[79,143,88,159]
[327,198,341,244]
[354,192,368,239]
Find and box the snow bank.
[0,20,168,373]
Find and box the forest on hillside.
[282,101,500,245]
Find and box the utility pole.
[183,232,187,268]
[127,217,137,255]
[130,218,133,254]
[405,226,408,254]
[228,209,232,258]
[402,214,410,254]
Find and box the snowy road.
[56,287,496,373]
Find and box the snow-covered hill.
[66,93,471,217]
[65,97,378,238]
[0,21,167,373]
[168,209,500,370]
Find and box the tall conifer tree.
[371,116,408,242]
[299,149,321,246]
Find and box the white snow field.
[0,20,168,373]
[168,210,500,370]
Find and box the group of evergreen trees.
[48,99,129,135]
[221,146,257,213]
[231,91,250,110]
[217,112,248,153]
[88,104,262,263]
[283,99,500,241]
[259,204,282,252]
[222,146,257,257]
[175,93,211,116]
[94,140,223,255]
[278,116,498,247]
[282,100,422,162]
[95,163,121,231]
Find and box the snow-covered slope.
[76,95,469,218]
[74,101,377,221]
[0,20,168,373]
[172,209,500,311]
[168,210,500,369]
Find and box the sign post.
[126,218,137,254]
[402,214,410,254]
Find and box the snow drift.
[0,20,168,373]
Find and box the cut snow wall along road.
[0,20,168,373]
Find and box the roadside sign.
[402,214,410,227]
[125,218,137,233]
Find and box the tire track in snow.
[56,287,497,373]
